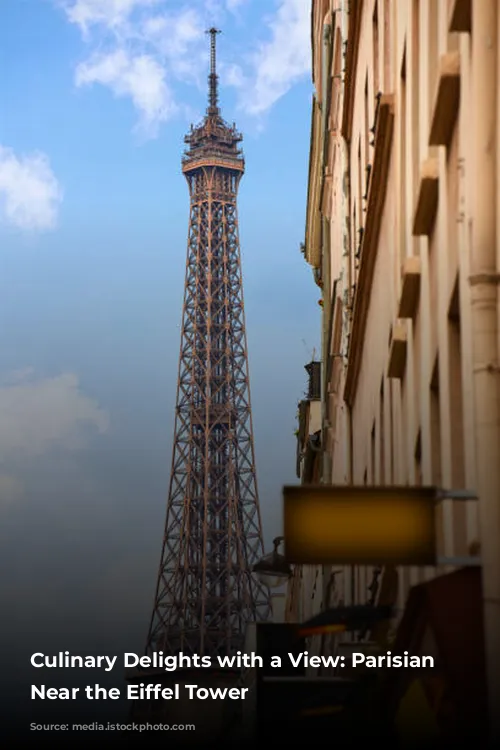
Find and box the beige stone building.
[286,0,500,740]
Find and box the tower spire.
[206,27,221,115]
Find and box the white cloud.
[138,8,205,82]
[225,0,247,11]
[76,50,176,137]
[0,145,63,232]
[62,0,160,34]
[141,8,202,54]
[58,0,310,134]
[221,61,245,88]
[239,0,311,116]
[0,370,109,459]
[62,1,206,135]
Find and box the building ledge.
[448,0,471,32]
[413,158,439,237]
[429,52,461,147]
[341,0,364,141]
[387,322,408,380]
[305,97,323,268]
[398,256,422,319]
[344,94,395,406]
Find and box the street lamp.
[252,536,292,588]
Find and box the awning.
[384,567,487,742]
[298,604,394,637]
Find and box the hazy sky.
[0,0,319,696]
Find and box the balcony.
[295,361,322,481]
[305,360,321,400]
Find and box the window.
[414,430,422,485]
[373,1,380,94]
[371,422,376,484]
[411,0,420,249]
[428,0,438,139]
[448,280,467,555]
[448,283,464,487]
[383,0,391,90]
[399,48,407,264]
[388,381,395,483]
[430,359,441,485]
[430,358,443,554]
[364,75,370,169]
[379,380,385,483]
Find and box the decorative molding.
[398,256,422,319]
[413,158,439,236]
[388,322,408,380]
[305,97,322,268]
[344,95,395,406]
[341,0,364,141]
[448,0,471,33]
[429,52,461,147]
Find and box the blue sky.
[0,0,319,685]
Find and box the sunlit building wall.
[291,0,500,723]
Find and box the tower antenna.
[206,27,221,114]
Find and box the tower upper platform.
[182,28,244,175]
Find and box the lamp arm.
[272,536,284,552]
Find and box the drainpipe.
[335,0,353,488]
[338,0,354,609]
[320,16,333,485]
[315,14,334,644]
[471,2,500,742]
[321,215,332,485]
[342,135,354,488]
[339,136,354,494]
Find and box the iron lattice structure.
[146,29,271,659]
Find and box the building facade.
[286,361,324,626]
[288,0,500,740]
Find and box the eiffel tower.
[146,28,271,659]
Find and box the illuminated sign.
[284,485,437,565]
